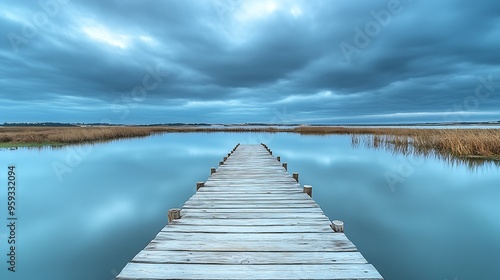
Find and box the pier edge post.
[292,172,299,182]
[282,163,288,171]
[211,167,216,175]
[331,220,344,233]
[303,185,312,197]
[168,208,181,224]
[277,156,281,162]
[196,182,204,191]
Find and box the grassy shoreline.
[1,126,499,162]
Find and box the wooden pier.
[117,144,383,280]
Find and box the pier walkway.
[117,144,383,280]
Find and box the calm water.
[1,133,499,280]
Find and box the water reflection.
[0,133,499,280]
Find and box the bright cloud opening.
[83,25,129,49]
[290,6,303,17]
[235,1,279,22]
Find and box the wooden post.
[219,161,224,166]
[303,185,312,197]
[269,150,273,155]
[282,163,288,171]
[223,156,227,162]
[196,182,204,191]
[292,172,299,182]
[228,153,231,157]
[277,156,281,162]
[168,208,181,224]
[211,167,216,175]
[331,220,344,233]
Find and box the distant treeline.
[2,121,499,127]
[1,122,234,127]
[2,122,78,127]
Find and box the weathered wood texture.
[117,144,383,280]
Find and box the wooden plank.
[180,212,328,219]
[170,218,331,226]
[153,232,351,242]
[132,251,368,265]
[117,263,383,280]
[197,188,304,193]
[145,239,356,252]
[180,208,325,214]
[184,198,318,208]
[161,225,334,233]
[182,203,319,209]
[190,195,310,200]
[185,199,314,204]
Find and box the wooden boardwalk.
[117,144,383,280]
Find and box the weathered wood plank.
[170,218,331,226]
[189,196,311,201]
[153,232,351,242]
[184,198,317,204]
[132,251,368,265]
[145,239,356,252]
[182,203,319,209]
[180,208,325,214]
[161,225,334,233]
[180,212,328,219]
[117,263,383,280]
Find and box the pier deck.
[117,144,383,280]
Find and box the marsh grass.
[0,126,171,146]
[340,128,500,168]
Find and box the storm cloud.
[1,0,499,124]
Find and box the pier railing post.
[211,167,216,175]
[331,220,344,233]
[277,156,281,162]
[168,208,181,224]
[282,163,288,171]
[303,185,312,197]
[292,172,299,182]
[196,182,204,191]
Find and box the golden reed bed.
[1,126,499,163]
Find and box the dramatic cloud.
[1,0,500,124]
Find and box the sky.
[1,0,500,125]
